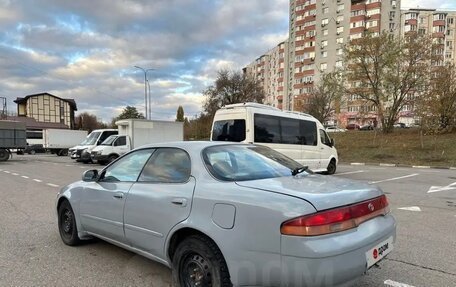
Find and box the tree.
[343,32,436,133]
[184,113,212,140]
[302,71,345,124]
[176,106,185,122]
[418,63,456,133]
[111,106,144,127]
[202,70,265,118]
[75,112,107,132]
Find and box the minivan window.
[212,120,246,142]
[254,114,317,146]
[114,136,127,146]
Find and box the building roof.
[14,92,77,111]
[6,116,69,130]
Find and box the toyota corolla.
[56,141,396,287]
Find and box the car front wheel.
[172,235,232,287]
[58,200,81,246]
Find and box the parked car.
[359,124,374,131]
[56,142,396,287]
[24,144,46,155]
[326,126,347,132]
[346,123,360,130]
[393,123,408,129]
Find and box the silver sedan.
[56,141,396,287]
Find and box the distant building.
[14,92,77,129]
[243,41,289,110]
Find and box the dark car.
[24,144,46,155]
[346,123,360,130]
[359,124,374,131]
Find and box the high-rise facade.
[243,41,289,110]
[401,8,456,65]
[245,0,401,125]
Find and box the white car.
[326,126,347,132]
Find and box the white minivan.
[211,103,338,174]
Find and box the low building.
[14,92,77,129]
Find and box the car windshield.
[203,145,306,181]
[80,132,100,145]
[101,135,118,146]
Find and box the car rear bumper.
[280,214,396,287]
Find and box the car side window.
[114,136,127,146]
[319,129,331,146]
[101,149,155,182]
[138,148,191,183]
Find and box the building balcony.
[433,20,446,26]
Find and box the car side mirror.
[82,170,99,182]
[330,138,335,147]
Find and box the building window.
[323,7,329,14]
[323,29,329,36]
[322,18,329,26]
[336,37,344,44]
[320,63,328,71]
[321,51,328,58]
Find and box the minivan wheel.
[326,159,337,175]
[172,235,232,287]
[58,200,81,246]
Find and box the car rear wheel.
[0,149,9,161]
[172,235,232,287]
[58,200,81,246]
[326,159,337,175]
[30,150,36,155]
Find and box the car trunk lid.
[235,174,382,211]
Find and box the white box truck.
[43,129,88,156]
[91,119,184,164]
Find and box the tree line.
[76,32,456,137]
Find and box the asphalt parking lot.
[0,154,455,287]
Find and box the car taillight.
[281,195,390,236]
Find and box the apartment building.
[243,41,289,110]
[245,0,401,125]
[401,8,456,64]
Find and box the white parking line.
[335,170,365,176]
[384,279,416,287]
[12,173,19,176]
[47,183,59,188]
[33,179,43,183]
[21,176,29,179]
[3,170,10,173]
[369,174,419,184]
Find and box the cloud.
[0,0,290,122]
[401,0,456,9]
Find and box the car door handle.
[171,198,187,207]
[113,193,124,199]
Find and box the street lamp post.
[134,66,154,119]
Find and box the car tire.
[30,150,36,155]
[326,159,337,175]
[0,149,9,161]
[172,235,232,287]
[58,200,81,246]
[108,155,118,164]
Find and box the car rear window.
[203,145,305,181]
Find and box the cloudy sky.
[0,0,455,122]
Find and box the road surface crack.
[386,258,456,276]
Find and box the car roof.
[138,141,247,153]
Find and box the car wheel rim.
[61,209,73,235]
[181,253,212,287]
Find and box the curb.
[347,162,455,170]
